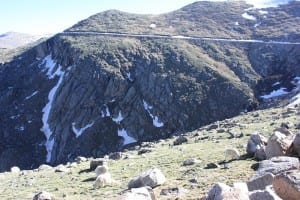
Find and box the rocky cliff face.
[0,1,299,171]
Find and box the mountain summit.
[0,1,299,171]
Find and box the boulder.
[33,191,52,200]
[90,158,107,170]
[75,156,87,163]
[38,164,53,171]
[173,136,188,146]
[265,132,294,159]
[206,182,249,200]
[292,133,300,157]
[183,158,199,166]
[273,170,300,200]
[109,152,123,160]
[118,187,155,200]
[10,166,20,173]
[55,164,69,173]
[254,146,266,161]
[247,173,274,191]
[128,168,166,189]
[249,186,282,200]
[205,163,220,169]
[274,126,293,136]
[246,133,267,155]
[138,148,153,155]
[160,187,188,197]
[253,156,300,178]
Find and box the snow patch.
[126,72,134,82]
[143,100,164,127]
[10,114,20,120]
[149,23,156,28]
[25,91,38,100]
[272,81,280,86]
[101,104,111,117]
[40,54,66,162]
[261,88,289,99]
[242,12,256,20]
[112,111,124,124]
[254,23,261,27]
[259,10,269,14]
[235,21,239,26]
[41,55,59,79]
[72,121,94,138]
[118,128,137,145]
[245,0,294,9]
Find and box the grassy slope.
[0,104,298,200]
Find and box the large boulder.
[206,182,249,200]
[246,133,267,156]
[292,133,300,157]
[265,132,294,159]
[249,186,282,200]
[253,156,300,178]
[90,158,107,170]
[273,170,300,200]
[247,173,274,191]
[128,168,166,189]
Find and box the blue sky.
[0,0,294,35]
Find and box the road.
[59,31,300,45]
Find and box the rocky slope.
[0,1,299,172]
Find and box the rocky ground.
[0,99,299,200]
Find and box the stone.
[160,187,188,196]
[33,191,52,200]
[292,133,300,157]
[109,152,123,160]
[273,170,300,200]
[249,186,282,200]
[183,158,199,166]
[225,148,240,160]
[253,156,300,178]
[118,187,155,200]
[38,164,53,171]
[75,156,87,163]
[254,147,267,161]
[138,148,153,155]
[205,162,219,169]
[10,166,20,173]
[265,132,294,159]
[55,164,69,172]
[90,158,107,170]
[128,167,166,189]
[247,173,274,191]
[274,126,293,136]
[246,132,268,155]
[173,136,188,146]
[206,182,249,200]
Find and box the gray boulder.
[292,133,300,157]
[118,187,156,200]
[90,158,107,170]
[109,152,123,160]
[128,168,166,189]
[33,191,52,200]
[247,173,274,191]
[249,186,282,200]
[265,132,294,159]
[246,133,267,156]
[273,170,300,200]
[253,156,300,178]
[183,158,199,166]
[173,136,188,146]
[206,182,249,200]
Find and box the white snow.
[126,72,134,81]
[25,91,38,100]
[149,23,156,28]
[259,10,269,14]
[261,88,289,99]
[112,111,124,124]
[143,100,164,127]
[41,55,58,79]
[15,125,25,131]
[245,0,294,9]
[242,12,256,20]
[10,114,20,119]
[289,77,300,106]
[235,22,239,26]
[272,81,280,86]
[153,116,164,127]
[101,104,111,117]
[118,128,137,145]
[40,55,66,162]
[72,121,94,138]
[254,23,261,28]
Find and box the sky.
[0,0,295,35]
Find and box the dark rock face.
[0,1,300,171]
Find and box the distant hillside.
[0,32,45,49]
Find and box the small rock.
[205,163,219,169]
[173,136,188,146]
[119,187,155,200]
[206,124,219,131]
[160,187,188,196]
[138,148,153,155]
[38,164,53,171]
[247,173,274,191]
[109,152,123,160]
[183,158,199,166]
[33,191,52,200]
[75,156,87,163]
[273,170,300,200]
[128,167,166,189]
[10,166,20,173]
[55,164,69,173]
[225,148,240,160]
[90,158,107,170]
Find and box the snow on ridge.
[72,121,94,138]
[261,87,289,99]
[112,111,124,124]
[25,91,38,100]
[242,12,256,20]
[40,54,66,162]
[118,128,137,145]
